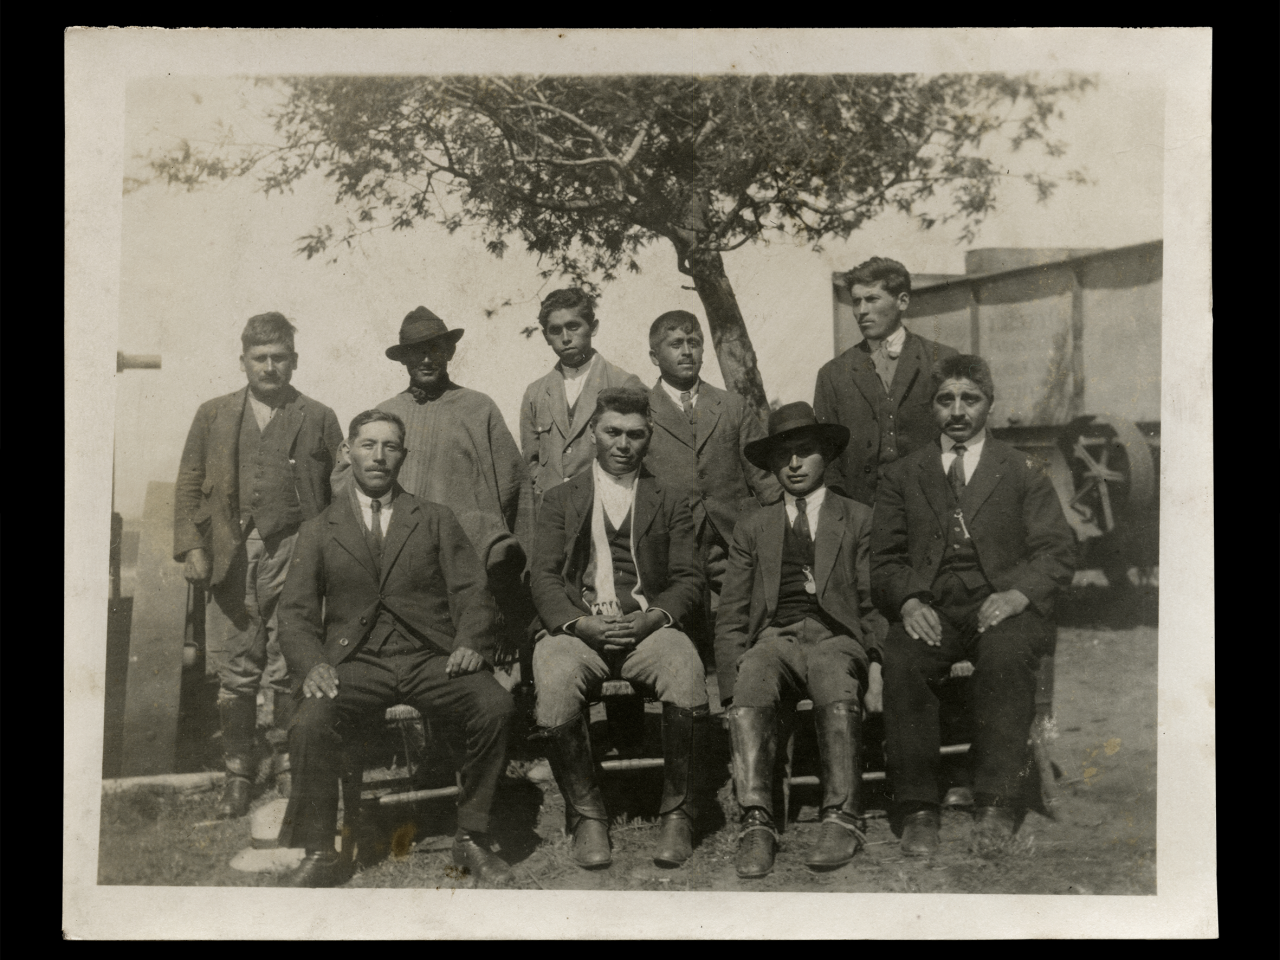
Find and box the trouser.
[731,617,869,708]
[687,526,730,666]
[532,628,708,728]
[279,639,514,851]
[882,577,1054,807]
[207,526,296,704]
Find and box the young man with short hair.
[530,387,708,870]
[173,312,343,818]
[643,310,781,660]
[872,355,1075,857]
[813,257,958,506]
[520,288,645,508]
[716,402,887,878]
[277,410,516,888]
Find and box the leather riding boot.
[735,808,778,879]
[806,699,866,870]
[544,713,611,869]
[725,705,777,815]
[270,692,295,797]
[654,703,698,867]
[218,696,258,818]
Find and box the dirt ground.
[97,586,1157,895]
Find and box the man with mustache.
[334,307,534,657]
[529,387,708,870]
[872,355,1075,856]
[174,312,343,818]
[277,409,515,887]
[813,257,958,508]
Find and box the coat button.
[339,638,349,646]
[864,465,872,473]
[566,446,572,455]
[360,617,367,625]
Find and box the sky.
[112,72,1163,520]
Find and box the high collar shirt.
[560,351,598,410]
[593,460,638,527]
[659,376,700,410]
[783,485,827,538]
[353,485,396,534]
[940,429,987,485]
[866,323,908,359]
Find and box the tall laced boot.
[805,699,867,870]
[654,703,699,867]
[544,712,611,869]
[268,691,296,797]
[217,696,258,819]
[726,705,778,879]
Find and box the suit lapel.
[213,389,247,494]
[761,503,785,616]
[566,471,594,559]
[330,492,379,582]
[889,334,925,406]
[960,439,1008,522]
[813,494,844,596]
[379,490,419,585]
[632,473,660,542]
[273,388,305,452]
[543,373,571,440]
[918,444,955,532]
[567,355,606,442]
[694,386,722,453]
[650,382,695,449]
[847,342,885,409]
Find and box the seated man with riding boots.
[276,410,516,887]
[717,402,887,879]
[872,355,1075,857]
[530,387,708,870]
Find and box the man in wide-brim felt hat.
[717,401,887,879]
[333,305,535,659]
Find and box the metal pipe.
[600,758,665,772]
[377,785,461,805]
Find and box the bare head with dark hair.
[345,409,407,497]
[932,354,995,445]
[538,288,600,370]
[933,354,995,402]
[843,257,912,298]
[648,310,702,349]
[347,409,407,444]
[241,312,298,353]
[590,387,653,476]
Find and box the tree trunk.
[689,249,771,426]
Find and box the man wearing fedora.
[715,402,886,878]
[335,306,534,654]
[174,312,343,818]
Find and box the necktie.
[872,342,894,392]
[679,390,696,424]
[793,497,813,556]
[948,444,967,501]
[369,497,384,562]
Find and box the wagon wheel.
[1057,416,1156,537]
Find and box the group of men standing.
[173,256,1075,888]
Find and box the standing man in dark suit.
[872,355,1075,857]
[643,310,781,661]
[173,312,343,818]
[276,410,515,888]
[814,257,958,507]
[530,387,708,870]
[716,403,887,878]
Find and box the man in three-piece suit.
[530,387,708,870]
[276,410,515,888]
[716,403,887,879]
[173,312,343,818]
[872,355,1075,857]
[814,257,958,507]
[642,310,782,660]
[520,288,645,508]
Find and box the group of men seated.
[174,257,1076,888]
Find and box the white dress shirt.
[353,485,395,533]
[248,392,279,431]
[783,485,827,536]
[940,430,987,485]
[560,351,598,411]
[659,376,700,410]
[867,323,908,359]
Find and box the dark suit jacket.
[644,380,782,543]
[715,492,888,704]
[277,488,500,684]
[813,331,958,506]
[520,354,645,501]
[870,437,1076,621]
[530,467,704,635]
[173,385,342,587]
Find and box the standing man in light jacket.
[173,312,343,818]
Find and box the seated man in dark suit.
[530,387,707,870]
[872,355,1075,856]
[277,410,515,887]
[716,403,887,879]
